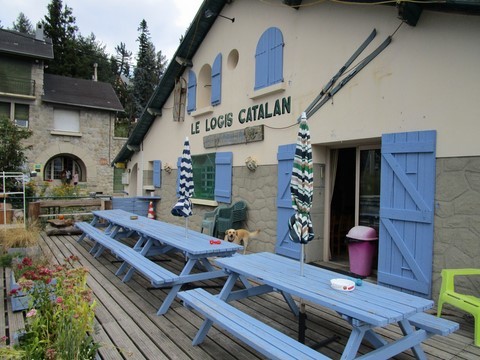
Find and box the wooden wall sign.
[203,125,264,148]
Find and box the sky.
[0,0,204,62]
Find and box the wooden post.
[28,202,41,225]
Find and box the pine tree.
[12,13,34,35]
[43,0,78,76]
[132,19,161,119]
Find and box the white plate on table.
[330,278,355,292]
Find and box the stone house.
[0,25,125,195]
[113,0,480,301]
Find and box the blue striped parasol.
[289,112,314,275]
[172,137,194,236]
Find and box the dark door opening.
[330,148,356,261]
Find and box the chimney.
[35,23,45,41]
[93,63,98,81]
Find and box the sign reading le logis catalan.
[190,96,291,135]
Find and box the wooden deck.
[3,232,479,359]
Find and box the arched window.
[44,155,85,183]
[255,27,284,90]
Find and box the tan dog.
[224,229,260,254]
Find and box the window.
[187,70,197,113]
[211,53,222,106]
[114,117,130,137]
[0,101,30,128]
[197,64,212,109]
[255,27,284,90]
[53,109,80,133]
[44,156,83,182]
[14,104,29,128]
[113,168,124,192]
[192,153,216,200]
[186,152,233,202]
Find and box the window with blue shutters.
[255,27,284,91]
[211,53,222,106]
[187,70,197,113]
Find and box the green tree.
[42,0,115,82]
[12,12,34,35]
[132,19,164,118]
[0,115,32,172]
[42,0,78,76]
[113,43,135,136]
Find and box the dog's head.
[224,229,237,242]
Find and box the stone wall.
[433,156,480,301]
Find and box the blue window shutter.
[270,27,284,85]
[211,53,222,106]
[153,160,161,188]
[255,27,284,90]
[255,33,269,90]
[215,152,233,203]
[187,70,197,113]
[176,157,181,197]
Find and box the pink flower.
[56,296,63,304]
[26,309,37,318]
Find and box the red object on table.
[210,239,221,245]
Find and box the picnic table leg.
[157,283,182,315]
[190,273,240,344]
[192,319,214,346]
[78,216,100,242]
[156,258,198,315]
[342,324,369,360]
[398,319,428,360]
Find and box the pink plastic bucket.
[346,226,377,277]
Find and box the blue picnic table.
[181,252,458,360]
[76,209,242,315]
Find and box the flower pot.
[9,270,57,312]
[9,271,29,312]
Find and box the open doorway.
[328,146,381,273]
[329,148,356,262]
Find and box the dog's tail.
[250,229,261,237]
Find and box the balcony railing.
[0,76,35,96]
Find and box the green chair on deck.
[200,205,227,237]
[215,201,247,239]
[437,268,480,347]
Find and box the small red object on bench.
[210,239,221,245]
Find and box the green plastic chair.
[200,205,227,237]
[215,201,247,238]
[437,268,480,347]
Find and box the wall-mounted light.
[175,56,193,67]
[205,9,235,23]
[147,107,162,116]
[126,144,140,152]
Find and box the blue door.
[378,130,436,298]
[275,144,300,259]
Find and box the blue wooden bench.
[178,288,330,360]
[407,312,459,336]
[75,222,179,286]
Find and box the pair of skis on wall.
[301,28,391,120]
